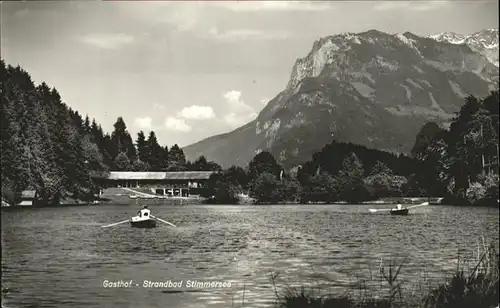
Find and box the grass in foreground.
[272,243,499,308]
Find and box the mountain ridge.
[183,28,499,169]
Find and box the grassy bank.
[269,243,499,308]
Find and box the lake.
[1,204,499,308]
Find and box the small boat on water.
[100,205,177,229]
[390,204,409,216]
[130,207,157,228]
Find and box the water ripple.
[1,204,498,308]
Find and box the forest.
[1,59,498,206]
[1,60,221,205]
[202,91,499,206]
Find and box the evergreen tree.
[83,115,91,134]
[336,153,370,203]
[146,131,164,170]
[90,119,100,143]
[135,131,149,166]
[411,122,444,158]
[161,146,169,170]
[370,161,393,176]
[102,133,115,169]
[131,159,150,171]
[111,117,136,162]
[114,152,131,171]
[167,144,187,171]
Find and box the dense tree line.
[205,92,498,206]
[1,61,102,205]
[203,145,418,204]
[2,60,497,207]
[0,60,220,205]
[413,91,499,206]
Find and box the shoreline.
[3,188,499,208]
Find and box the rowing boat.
[130,208,157,228]
[101,206,177,229]
[390,204,409,215]
[390,208,409,215]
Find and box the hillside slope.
[183,29,499,169]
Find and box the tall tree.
[415,91,499,205]
[191,155,222,171]
[336,153,369,203]
[203,171,241,204]
[224,165,249,190]
[411,122,445,158]
[162,146,169,170]
[146,131,164,170]
[1,60,109,204]
[110,117,136,162]
[83,115,91,134]
[114,152,131,171]
[247,151,282,181]
[249,172,282,204]
[136,131,149,164]
[167,144,187,171]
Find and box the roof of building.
[100,171,215,180]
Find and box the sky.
[1,0,498,147]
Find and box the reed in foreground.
[273,244,499,308]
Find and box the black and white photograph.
[1,0,499,307]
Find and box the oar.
[407,202,429,209]
[369,208,393,213]
[101,219,130,228]
[151,215,176,227]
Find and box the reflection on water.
[1,204,499,308]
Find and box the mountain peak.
[361,29,387,36]
[184,28,498,169]
[427,28,499,66]
[428,31,466,44]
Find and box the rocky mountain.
[428,29,499,67]
[183,29,499,170]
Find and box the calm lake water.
[2,204,499,308]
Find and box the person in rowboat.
[137,205,149,217]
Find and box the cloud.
[224,112,258,127]
[79,33,134,49]
[373,1,450,11]
[215,1,334,11]
[165,116,192,132]
[223,90,256,114]
[177,105,216,120]
[260,98,270,105]
[206,27,290,41]
[222,90,258,127]
[134,117,153,130]
[119,3,204,32]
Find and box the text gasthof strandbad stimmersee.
[102,279,232,288]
